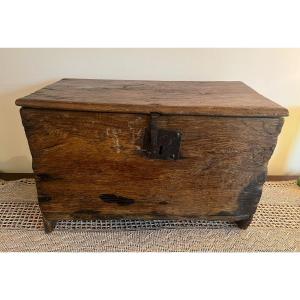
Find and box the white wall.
[1,48,299,174]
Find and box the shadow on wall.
[269,106,300,175]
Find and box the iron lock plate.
[143,114,182,160]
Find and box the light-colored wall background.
[1,48,299,174]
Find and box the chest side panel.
[20,108,283,221]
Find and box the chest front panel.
[21,108,283,221]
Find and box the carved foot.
[236,216,253,229]
[42,216,57,233]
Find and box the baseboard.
[0,173,34,180]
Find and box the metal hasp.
[143,113,182,160]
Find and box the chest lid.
[15,78,288,117]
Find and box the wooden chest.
[16,79,288,233]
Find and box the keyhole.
[159,145,163,155]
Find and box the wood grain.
[1,173,297,181]
[20,108,284,225]
[16,79,288,117]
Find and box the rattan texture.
[0,201,299,231]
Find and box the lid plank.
[16,78,288,117]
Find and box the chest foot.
[235,216,253,229]
[42,216,57,233]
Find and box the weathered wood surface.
[1,173,298,181]
[20,108,284,228]
[16,79,288,117]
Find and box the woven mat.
[0,178,299,252]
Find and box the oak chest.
[16,79,288,232]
